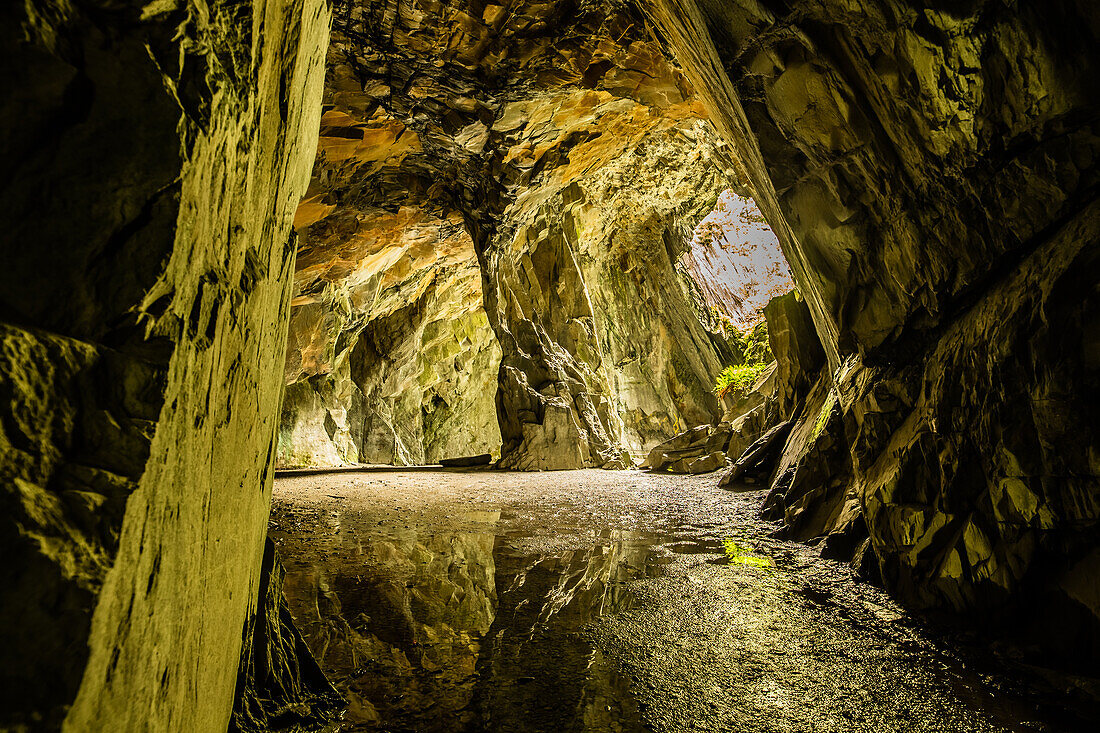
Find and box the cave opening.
[681,189,794,333]
[3,0,1099,731]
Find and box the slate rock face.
[279,0,740,471]
[761,376,855,543]
[762,293,826,420]
[645,0,1100,664]
[279,206,503,467]
[0,0,330,728]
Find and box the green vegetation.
[714,321,772,399]
[715,362,769,399]
[708,306,738,338]
[810,390,838,441]
[722,538,775,569]
[734,321,772,364]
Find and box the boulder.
[642,423,733,473]
[687,452,729,475]
[719,421,795,488]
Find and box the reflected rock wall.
[280,516,498,730]
[274,505,652,731]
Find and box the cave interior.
[1,0,1098,730]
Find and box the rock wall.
[280,201,502,466]
[645,0,1100,663]
[281,0,740,468]
[482,95,738,464]
[0,0,329,728]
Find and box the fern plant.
[714,362,769,399]
[715,322,772,399]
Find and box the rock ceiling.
[282,0,746,466]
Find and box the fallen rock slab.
[719,421,795,488]
[439,454,493,468]
[687,452,728,474]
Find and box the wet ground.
[271,469,1095,733]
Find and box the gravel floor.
[271,469,1095,733]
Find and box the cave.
[2,0,1098,731]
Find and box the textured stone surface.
[489,103,741,463]
[279,0,740,470]
[762,374,855,544]
[762,293,826,420]
[277,514,500,729]
[0,0,329,728]
[279,205,502,467]
[642,423,732,474]
[646,0,1100,664]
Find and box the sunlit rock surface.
[682,191,794,330]
[0,0,330,729]
[486,101,738,462]
[279,0,740,468]
[645,0,1100,664]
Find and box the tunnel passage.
[1,0,1099,730]
[280,0,1100,676]
[279,205,504,467]
[682,190,795,332]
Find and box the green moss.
[722,538,774,569]
[733,321,772,364]
[810,390,838,441]
[715,322,772,398]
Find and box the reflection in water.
[273,474,1100,733]
[274,511,676,732]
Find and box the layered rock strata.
[0,0,329,729]
[281,0,740,469]
[646,0,1100,664]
